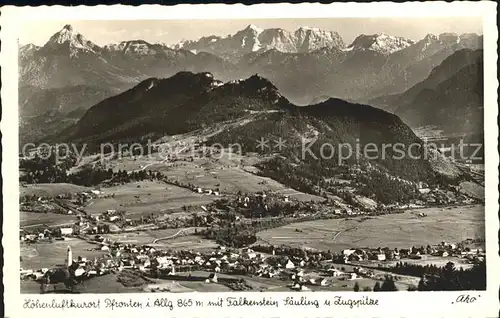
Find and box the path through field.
[152,228,194,243]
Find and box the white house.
[242,248,256,259]
[74,268,86,277]
[60,227,73,236]
[285,260,295,269]
[342,249,356,257]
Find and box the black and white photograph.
[1,3,498,316]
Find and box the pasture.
[84,181,217,217]
[108,150,323,202]
[20,237,106,270]
[20,183,89,198]
[21,273,145,294]
[20,211,76,228]
[147,161,322,201]
[257,205,485,253]
[161,235,219,251]
[102,227,198,245]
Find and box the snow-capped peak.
[45,24,97,53]
[297,26,321,32]
[103,40,164,56]
[245,24,264,34]
[166,24,345,57]
[346,33,415,55]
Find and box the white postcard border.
[1,2,498,318]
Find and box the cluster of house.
[235,191,292,211]
[419,188,476,205]
[20,245,112,281]
[196,187,221,196]
[83,239,375,291]
[20,227,75,243]
[341,241,485,264]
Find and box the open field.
[151,161,323,201]
[102,227,199,245]
[20,183,89,198]
[20,265,418,293]
[108,151,323,202]
[20,211,76,228]
[21,273,144,294]
[257,205,485,253]
[163,235,219,251]
[100,230,217,250]
[384,256,475,270]
[84,180,217,217]
[20,237,107,270]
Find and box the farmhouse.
[342,249,356,257]
[59,227,74,236]
[285,260,295,269]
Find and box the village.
[20,224,485,293]
[19,181,485,293]
[18,140,486,293]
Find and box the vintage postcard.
[1,2,498,317]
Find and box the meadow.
[20,237,108,270]
[20,211,76,228]
[84,180,217,217]
[257,205,485,253]
[20,183,90,198]
[109,151,323,202]
[102,227,198,245]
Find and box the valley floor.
[256,205,484,253]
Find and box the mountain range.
[171,25,346,60]
[51,71,443,183]
[19,24,483,144]
[370,48,483,135]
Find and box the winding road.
[152,227,194,244]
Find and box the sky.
[18,18,483,47]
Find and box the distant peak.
[423,33,438,41]
[297,26,321,32]
[243,24,263,33]
[348,33,415,55]
[45,24,97,53]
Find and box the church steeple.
[66,246,73,267]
